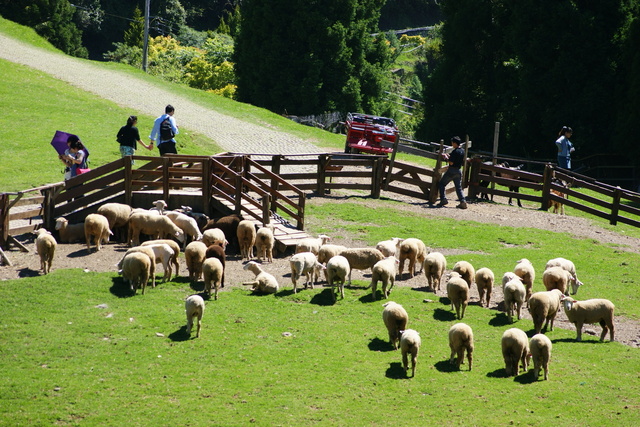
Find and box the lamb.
[339,248,385,284]
[398,238,427,278]
[201,228,228,249]
[54,217,85,243]
[35,228,56,274]
[202,214,243,254]
[423,251,447,292]
[84,213,113,252]
[501,328,530,377]
[237,219,257,260]
[255,224,275,263]
[289,251,323,293]
[317,244,348,265]
[399,329,421,378]
[382,301,409,350]
[501,271,518,287]
[446,271,470,320]
[151,199,167,214]
[326,255,350,302]
[513,258,535,302]
[185,294,205,338]
[128,211,185,247]
[528,289,563,334]
[205,244,226,287]
[295,234,331,255]
[242,261,279,294]
[121,251,152,294]
[375,237,404,257]
[561,296,615,342]
[202,257,224,300]
[369,256,399,301]
[165,211,203,249]
[141,239,181,278]
[545,257,583,295]
[474,267,494,308]
[503,276,526,323]
[452,260,475,289]
[184,241,208,283]
[448,323,474,371]
[96,202,132,242]
[175,205,210,231]
[529,334,552,380]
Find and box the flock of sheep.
[34,201,616,378]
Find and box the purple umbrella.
[50,130,89,160]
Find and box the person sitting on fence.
[60,136,88,179]
[437,136,468,209]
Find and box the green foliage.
[123,5,144,48]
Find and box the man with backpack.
[149,104,179,155]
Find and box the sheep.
[542,266,573,296]
[400,329,421,378]
[165,211,203,249]
[242,261,279,294]
[54,217,84,243]
[529,334,552,380]
[317,244,348,265]
[96,203,132,242]
[117,245,176,287]
[528,289,563,334]
[201,228,228,249]
[513,258,535,302]
[202,214,243,254]
[295,234,331,255]
[141,239,181,278]
[184,241,208,283]
[289,251,323,293]
[561,296,615,342]
[452,260,475,289]
[35,228,56,274]
[237,219,257,260]
[121,251,152,294]
[151,199,167,214]
[369,256,399,301]
[339,248,385,285]
[375,237,404,257]
[448,323,474,371]
[128,211,185,247]
[503,276,526,323]
[398,238,427,278]
[501,328,530,377]
[474,267,494,308]
[175,205,210,231]
[446,271,470,320]
[501,271,518,287]
[84,213,113,252]
[255,224,276,263]
[382,301,408,350]
[545,257,583,295]
[326,255,350,302]
[202,257,224,300]
[423,251,447,292]
[185,294,205,338]
[205,244,226,287]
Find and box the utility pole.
[142,0,150,72]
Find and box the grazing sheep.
[35,228,56,274]
[185,294,205,338]
[502,328,530,377]
[295,234,331,255]
[528,289,563,334]
[185,241,208,283]
[446,271,470,320]
[121,252,152,294]
[255,224,276,263]
[141,239,181,278]
[474,267,494,308]
[400,329,421,378]
[317,244,348,265]
[237,219,257,260]
[382,301,409,350]
[398,238,427,278]
[97,203,132,242]
[176,205,210,231]
[326,255,350,302]
[503,277,526,323]
[339,248,385,284]
[202,257,224,300]
[201,228,228,249]
[501,271,518,287]
[242,261,279,294]
[117,244,178,286]
[545,257,583,293]
[128,212,185,247]
[529,334,552,380]
[375,237,404,257]
[448,323,474,371]
[423,251,447,293]
[84,213,113,252]
[289,251,323,293]
[202,214,243,254]
[54,217,84,243]
[561,296,615,342]
[165,211,203,249]
[513,258,535,302]
[205,244,226,287]
[544,260,583,295]
[452,260,475,289]
[369,256,399,301]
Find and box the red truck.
[344,112,398,155]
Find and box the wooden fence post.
[371,157,383,199]
[162,156,171,203]
[540,164,553,211]
[610,187,622,225]
[202,157,211,216]
[317,154,328,195]
[0,193,8,250]
[262,193,271,226]
[124,157,132,206]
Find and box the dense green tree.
[123,6,144,48]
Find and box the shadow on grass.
[276,288,296,298]
[488,312,512,327]
[411,286,435,293]
[486,368,509,378]
[368,337,394,352]
[433,307,457,322]
[434,359,460,373]
[309,288,336,306]
[551,337,605,345]
[168,325,192,342]
[109,276,135,298]
[358,291,383,304]
[514,371,537,384]
[385,362,407,379]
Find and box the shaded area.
[434,359,459,373]
[433,307,457,322]
[368,337,394,352]
[385,362,407,379]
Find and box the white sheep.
[513,258,535,302]
[501,271,518,287]
[84,213,113,252]
[201,228,228,249]
[375,237,404,257]
[176,205,210,231]
[96,203,132,242]
[128,212,185,247]
[400,329,421,378]
[317,244,348,265]
[382,301,409,350]
[35,228,56,274]
[529,334,552,380]
[452,260,475,289]
[545,257,583,294]
[117,245,177,287]
[165,211,203,249]
[543,266,579,296]
[501,328,530,377]
[474,267,494,308]
[339,248,385,285]
[242,261,279,294]
[289,251,323,293]
[237,219,257,260]
[446,271,470,320]
[503,276,526,323]
[151,199,167,214]
[423,251,447,293]
[528,289,563,334]
[326,255,350,302]
[54,217,85,243]
[185,294,205,338]
[255,224,275,263]
[295,234,331,255]
[185,241,208,283]
[561,296,615,342]
[398,238,427,278]
[369,256,399,301]
[121,251,152,294]
[141,239,181,278]
[448,323,474,371]
[202,257,224,300]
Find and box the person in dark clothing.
[437,136,468,209]
[117,115,152,163]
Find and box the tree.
[123,6,144,48]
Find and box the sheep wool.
[370,256,398,301]
[54,217,85,243]
[528,289,563,334]
[561,296,615,342]
[545,257,583,295]
[255,224,275,263]
[529,334,552,380]
[446,272,469,320]
[452,260,475,289]
[448,323,474,371]
[84,213,112,252]
[326,255,350,302]
[236,219,257,260]
[400,329,421,378]
[142,239,181,278]
[474,267,494,308]
[501,328,529,377]
[185,241,208,283]
[185,294,205,338]
[35,228,57,274]
[398,238,427,278]
[202,257,224,300]
[382,301,409,350]
[423,251,447,293]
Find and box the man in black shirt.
[437,136,468,209]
